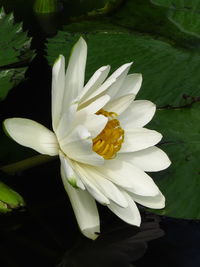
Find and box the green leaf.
[151,0,200,40]
[111,0,200,49]
[149,102,200,219]
[63,19,127,33]
[46,31,200,107]
[0,180,25,213]
[0,68,26,100]
[0,7,35,101]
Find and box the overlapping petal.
[74,113,108,138]
[59,125,104,166]
[103,94,135,115]
[56,103,78,139]
[74,163,128,208]
[81,63,132,105]
[119,128,162,153]
[106,63,132,99]
[95,159,160,196]
[74,162,110,205]
[63,37,87,108]
[129,191,165,209]
[59,151,85,189]
[117,146,171,172]
[79,94,110,114]
[119,100,156,128]
[52,55,66,131]
[108,190,141,226]
[115,73,142,98]
[79,65,110,103]
[61,164,100,240]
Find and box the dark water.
[0,1,200,267]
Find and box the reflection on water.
[58,213,164,267]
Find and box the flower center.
[92,109,124,160]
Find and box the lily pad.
[0,7,34,101]
[111,0,200,49]
[151,0,200,40]
[149,102,200,219]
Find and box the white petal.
[81,63,132,105]
[75,113,108,138]
[76,95,109,138]
[108,190,141,226]
[106,63,132,99]
[117,146,171,172]
[119,100,156,128]
[119,128,162,153]
[56,103,78,140]
[59,125,104,166]
[103,94,135,115]
[84,114,108,138]
[51,55,65,131]
[63,37,87,108]
[4,118,59,156]
[95,159,160,196]
[130,191,165,209]
[79,94,110,114]
[61,165,100,240]
[74,163,110,205]
[79,65,110,102]
[81,77,116,105]
[115,73,142,98]
[59,151,85,189]
[75,164,128,208]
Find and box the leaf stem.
[0,155,57,175]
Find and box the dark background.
[0,1,200,266]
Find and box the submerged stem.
[0,155,57,174]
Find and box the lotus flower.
[4,37,171,239]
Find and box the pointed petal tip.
[168,159,172,167]
[79,36,86,43]
[82,226,100,240]
[132,216,141,227]
[100,65,110,72]
[152,192,166,209]
[161,156,171,171]
[123,62,133,69]
[76,36,87,49]
[126,61,133,66]
[52,54,65,76]
[124,210,141,227]
[54,54,64,65]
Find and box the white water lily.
[4,37,171,240]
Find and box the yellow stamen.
[92,109,124,160]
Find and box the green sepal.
[0,181,25,213]
[68,178,78,189]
